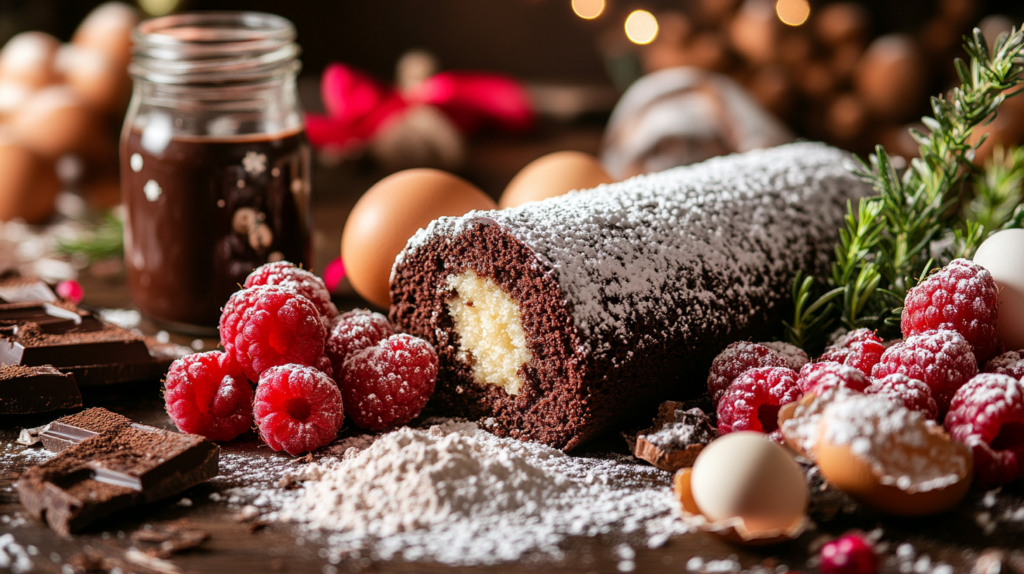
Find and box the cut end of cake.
[446,269,531,396]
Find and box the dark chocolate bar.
[0,302,189,386]
[16,425,219,535]
[0,278,57,304]
[0,365,82,415]
[39,408,136,452]
[391,143,870,450]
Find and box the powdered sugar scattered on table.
[276,420,690,565]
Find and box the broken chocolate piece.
[0,365,82,415]
[631,401,717,472]
[39,407,143,453]
[0,278,57,304]
[16,425,219,535]
[0,301,189,386]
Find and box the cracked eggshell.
[674,432,809,545]
[343,168,497,308]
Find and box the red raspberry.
[340,334,438,431]
[707,342,787,405]
[865,374,938,420]
[984,350,1024,381]
[818,329,886,376]
[872,329,977,415]
[163,351,253,442]
[797,361,870,395]
[315,354,334,380]
[945,373,1024,486]
[219,285,327,382]
[325,309,394,385]
[254,364,345,455]
[820,534,878,574]
[901,258,1000,363]
[716,366,802,442]
[245,261,338,324]
[760,341,810,371]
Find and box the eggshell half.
[342,168,497,308]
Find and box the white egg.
[690,432,808,532]
[974,229,1024,350]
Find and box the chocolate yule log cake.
[390,142,871,450]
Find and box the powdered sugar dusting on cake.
[399,143,867,362]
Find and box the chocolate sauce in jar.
[121,129,310,331]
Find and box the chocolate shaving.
[628,401,717,472]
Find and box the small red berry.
[707,342,787,405]
[325,309,394,386]
[340,334,438,431]
[164,351,253,441]
[865,373,938,420]
[716,366,802,442]
[820,534,877,574]
[323,257,346,292]
[872,329,977,416]
[985,350,1024,381]
[760,341,810,371]
[254,364,345,455]
[819,328,885,376]
[901,258,1000,363]
[797,362,870,395]
[315,354,334,380]
[219,285,327,382]
[945,373,1024,486]
[56,280,84,304]
[245,261,338,324]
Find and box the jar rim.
[130,11,299,85]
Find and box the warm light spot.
[572,0,605,19]
[776,0,810,26]
[138,0,182,16]
[625,10,659,45]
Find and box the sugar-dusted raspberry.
[220,285,327,382]
[325,309,394,385]
[707,342,787,405]
[945,374,1024,486]
[716,366,802,442]
[760,341,810,371]
[164,351,253,442]
[865,374,938,420]
[984,350,1024,381]
[901,258,1000,363]
[818,328,886,376]
[797,361,870,395]
[872,329,977,415]
[315,354,334,380]
[245,261,338,324]
[254,364,345,455]
[340,334,438,430]
[820,533,878,574]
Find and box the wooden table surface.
[3,125,1024,574]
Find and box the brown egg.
[9,87,97,159]
[0,82,32,120]
[728,0,781,65]
[342,169,497,308]
[814,394,972,516]
[499,151,613,209]
[854,34,927,121]
[0,131,61,223]
[0,32,61,89]
[57,44,129,114]
[813,3,869,47]
[72,2,139,69]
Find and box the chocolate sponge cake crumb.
[391,143,870,450]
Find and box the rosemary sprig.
[786,26,1024,352]
[55,212,125,263]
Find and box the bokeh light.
[625,10,659,45]
[776,0,811,26]
[572,0,606,20]
[138,0,182,16]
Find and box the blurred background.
[1,0,1023,315]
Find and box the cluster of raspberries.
[709,258,1024,486]
[164,261,438,455]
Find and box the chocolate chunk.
[0,278,57,304]
[630,402,717,472]
[39,407,139,452]
[0,302,189,387]
[0,365,82,415]
[16,425,219,535]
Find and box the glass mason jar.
[120,12,311,335]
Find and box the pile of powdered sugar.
[276,420,689,566]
